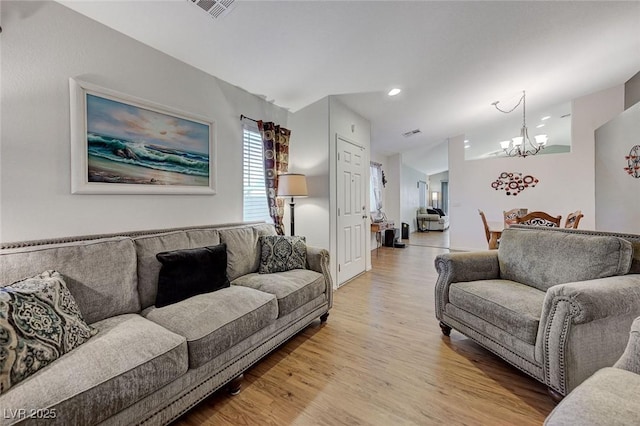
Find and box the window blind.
[243,127,271,222]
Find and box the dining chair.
[478,209,491,246]
[516,211,562,227]
[503,208,528,227]
[565,210,584,229]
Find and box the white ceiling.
[59,0,640,175]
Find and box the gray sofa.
[435,225,640,399]
[0,222,332,425]
[416,207,449,231]
[545,315,640,425]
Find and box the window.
[243,126,271,222]
[370,162,383,212]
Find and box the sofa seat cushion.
[448,279,545,344]
[545,367,640,426]
[0,314,188,426]
[232,269,325,317]
[142,286,278,369]
[499,228,633,292]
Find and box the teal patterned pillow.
[0,271,97,394]
[259,236,307,274]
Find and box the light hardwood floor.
[174,231,555,425]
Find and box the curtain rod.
[240,114,259,123]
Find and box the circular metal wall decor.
[491,172,539,196]
[624,145,640,178]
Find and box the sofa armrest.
[434,251,500,320]
[306,246,333,309]
[537,274,640,395]
[614,316,640,374]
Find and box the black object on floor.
[401,223,409,239]
[394,242,406,248]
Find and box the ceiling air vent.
[402,129,422,138]
[189,0,236,19]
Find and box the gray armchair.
[434,225,640,399]
[545,316,640,425]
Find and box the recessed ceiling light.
[388,88,401,96]
[541,116,551,121]
[464,145,470,149]
[464,139,469,143]
[536,124,545,128]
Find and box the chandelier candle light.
[493,91,548,158]
[277,173,308,236]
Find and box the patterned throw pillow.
[0,271,97,394]
[259,236,307,274]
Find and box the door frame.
[334,134,368,287]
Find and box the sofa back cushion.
[0,237,139,324]
[134,229,221,309]
[219,224,277,281]
[499,228,633,291]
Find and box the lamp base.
[289,198,295,236]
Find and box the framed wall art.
[69,78,216,194]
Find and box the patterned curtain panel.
[258,121,290,235]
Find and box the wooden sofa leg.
[320,312,329,323]
[439,321,452,336]
[548,387,564,403]
[228,374,244,396]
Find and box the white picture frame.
[69,78,216,195]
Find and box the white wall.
[595,101,640,232]
[401,163,427,233]
[289,96,371,284]
[0,1,289,242]
[287,98,330,249]
[449,85,624,251]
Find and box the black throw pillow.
[427,208,439,215]
[155,243,230,308]
[434,208,446,217]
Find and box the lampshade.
[277,173,308,197]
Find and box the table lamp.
[277,173,308,236]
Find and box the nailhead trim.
[543,296,582,395]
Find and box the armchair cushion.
[449,280,545,344]
[499,229,633,292]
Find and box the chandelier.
[493,90,548,158]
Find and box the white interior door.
[337,136,366,285]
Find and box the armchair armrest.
[434,251,500,319]
[537,274,640,395]
[306,246,333,309]
[540,275,640,325]
[614,316,640,374]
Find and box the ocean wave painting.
[86,94,211,186]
